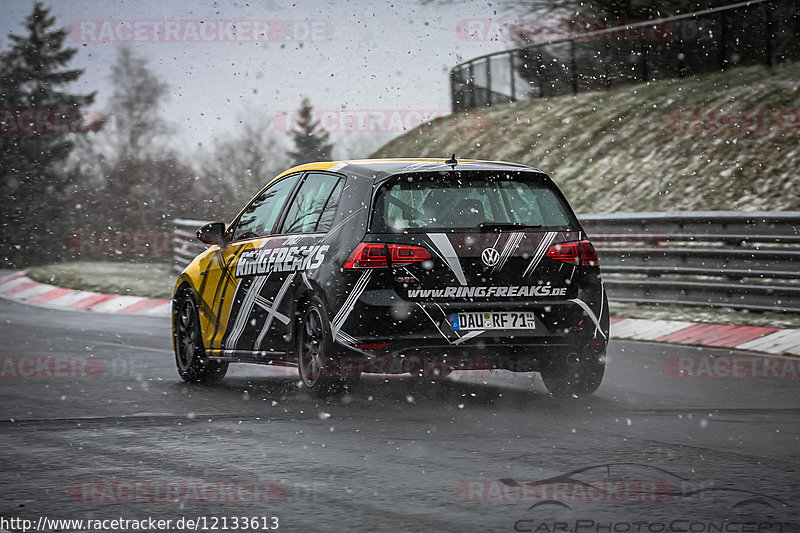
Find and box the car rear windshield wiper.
[477,222,544,231]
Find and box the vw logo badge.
[481,247,500,267]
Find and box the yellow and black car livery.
[172,158,608,396]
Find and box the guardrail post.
[537,51,545,98]
[763,2,774,67]
[509,53,516,101]
[485,59,492,105]
[677,20,686,77]
[467,62,475,109]
[450,69,460,112]
[641,41,648,81]
[570,41,578,95]
[719,11,728,70]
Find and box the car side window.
[279,173,343,234]
[234,174,301,241]
[315,178,344,232]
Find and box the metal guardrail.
[172,218,210,274]
[579,211,800,313]
[174,212,800,313]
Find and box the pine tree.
[287,97,334,166]
[0,2,95,267]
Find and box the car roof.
[273,158,544,182]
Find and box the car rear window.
[372,172,576,232]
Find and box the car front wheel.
[174,290,228,383]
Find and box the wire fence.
[450,0,800,111]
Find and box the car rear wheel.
[174,290,228,383]
[297,301,355,397]
[540,350,605,397]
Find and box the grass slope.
[372,62,800,213]
[27,261,175,299]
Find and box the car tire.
[297,299,355,397]
[540,350,605,397]
[174,289,228,384]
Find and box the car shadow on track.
[173,369,617,415]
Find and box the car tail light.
[546,240,599,267]
[344,243,431,269]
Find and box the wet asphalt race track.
[0,297,798,533]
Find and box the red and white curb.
[610,318,800,356]
[0,272,170,317]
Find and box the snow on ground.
[26,261,174,299]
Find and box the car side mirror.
[196,222,228,246]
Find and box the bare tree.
[104,46,170,163]
[69,46,200,234]
[196,112,291,220]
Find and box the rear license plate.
[450,312,536,331]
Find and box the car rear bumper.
[330,293,608,367]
